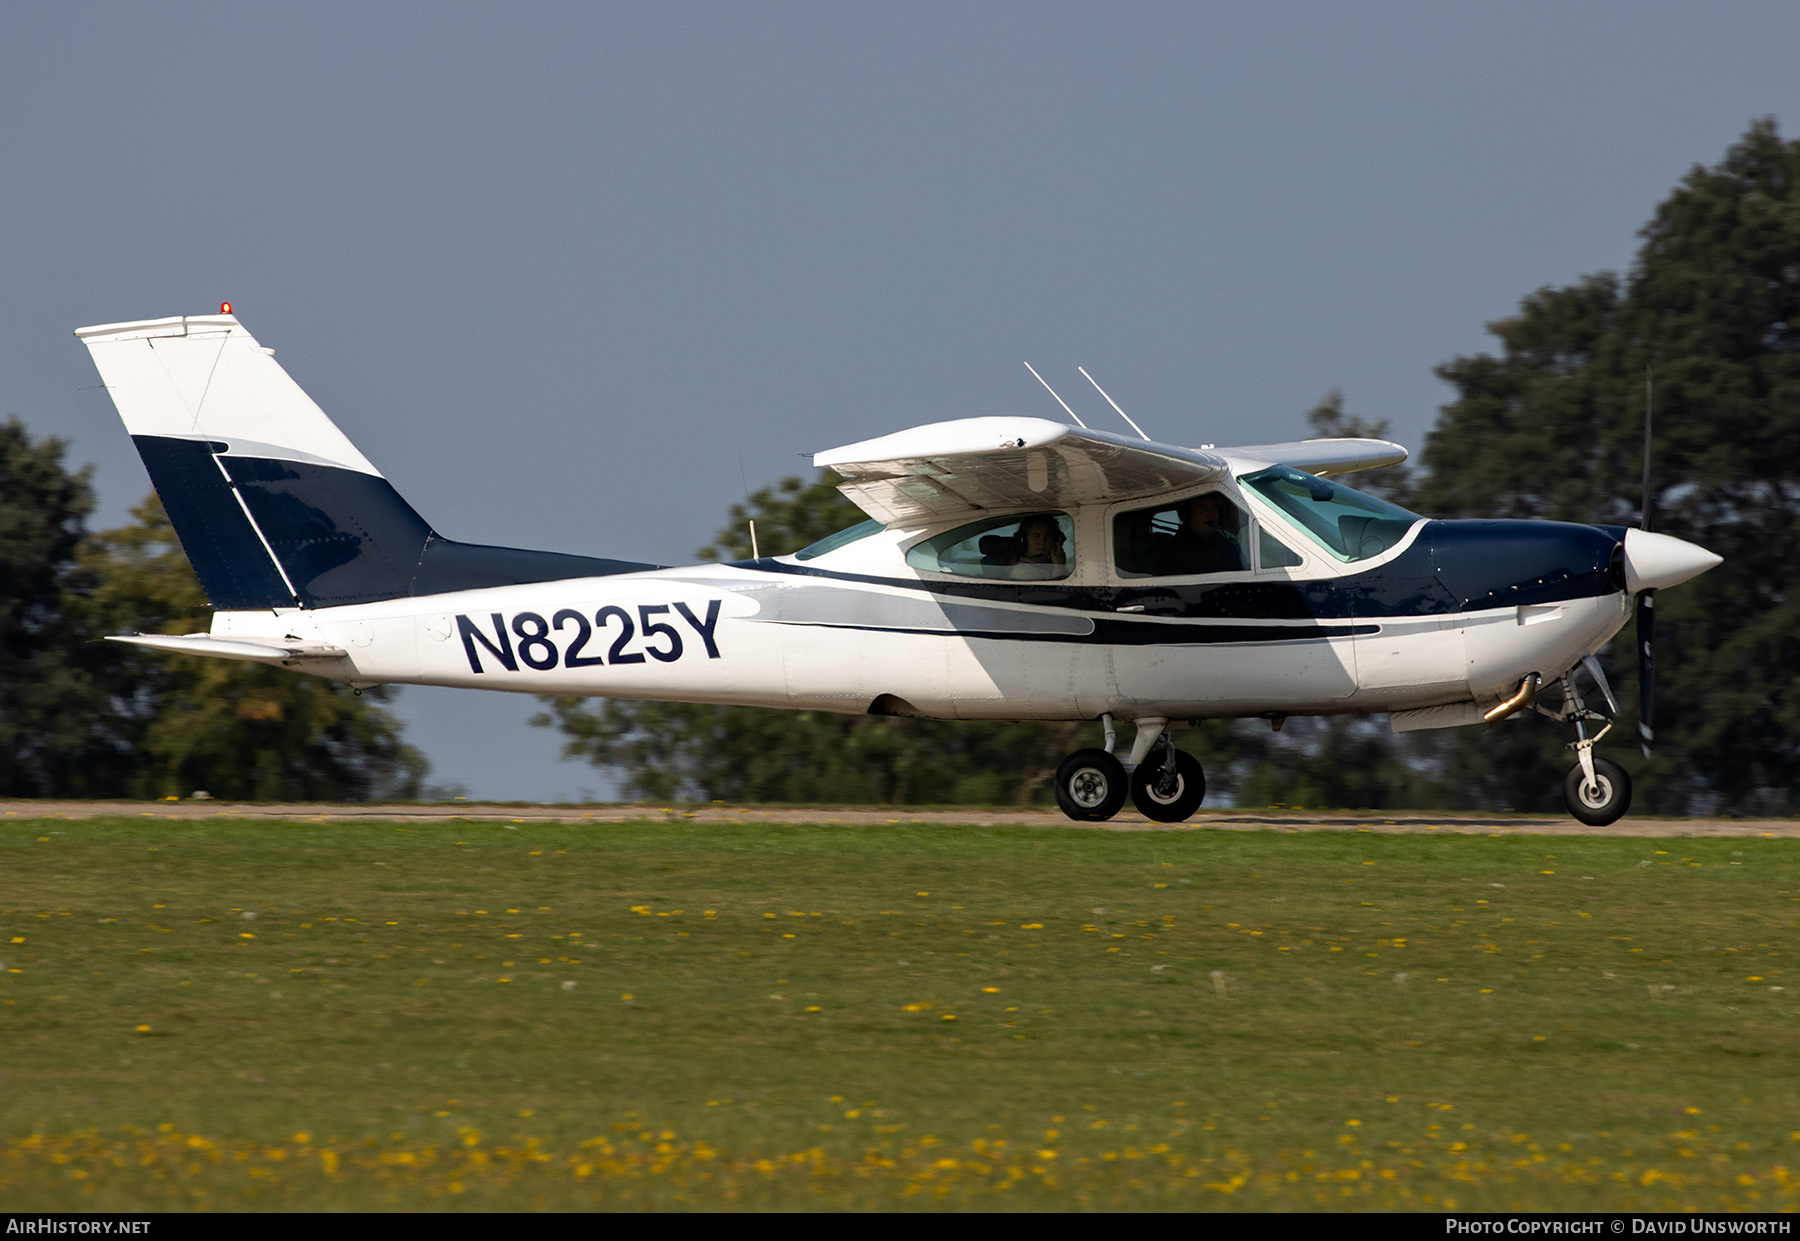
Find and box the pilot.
[1159,492,1245,575]
[1010,514,1068,579]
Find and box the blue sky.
[6,2,1797,799]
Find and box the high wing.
[813,417,1407,524]
[1221,438,1408,477]
[814,418,1230,524]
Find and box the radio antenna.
[1642,365,1653,534]
[738,448,760,560]
[1023,361,1087,428]
[1078,366,1149,440]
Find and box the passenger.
[978,534,1019,572]
[1010,514,1068,579]
[1158,492,1245,575]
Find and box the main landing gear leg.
[1538,658,1631,826]
[1054,717,1207,824]
[1130,728,1206,822]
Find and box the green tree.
[536,696,1099,804]
[0,417,115,795]
[77,496,427,801]
[1415,118,1800,813]
[1233,716,1450,811]
[695,472,866,561]
[1,412,429,802]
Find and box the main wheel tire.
[1562,757,1631,826]
[1055,748,1128,822]
[1130,750,1207,822]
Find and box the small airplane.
[79,309,1722,826]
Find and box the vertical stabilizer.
[78,312,655,609]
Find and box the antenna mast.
[1642,365,1653,533]
[1078,366,1150,440]
[738,449,761,560]
[1023,362,1087,428]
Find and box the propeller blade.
[1579,654,1619,716]
[1636,589,1655,757]
[1637,365,1654,758]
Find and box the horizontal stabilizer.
[106,633,348,664]
[1223,438,1408,476]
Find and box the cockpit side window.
[1113,491,1250,579]
[905,511,1074,581]
[1239,466,1420,563]
[1258,526,1305,569]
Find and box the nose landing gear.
[1053,715,1207,823]
[1535,656,1632,826]
[1564,756,1631,826]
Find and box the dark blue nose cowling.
[1427,520,1626,611]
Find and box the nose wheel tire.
[1055,749,1128,822]
[1562,757,1631,826]
[1130,750,1206,822]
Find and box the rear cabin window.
[905,512,1074,581]
[1113,491,1250,578]
[1239,466,1420,563]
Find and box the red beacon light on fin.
[220,302,232,315]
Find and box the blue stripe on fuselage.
[773,619,1380,645]
[740,519,1626,622]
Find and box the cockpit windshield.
[795,518,885,560]
[1239,466,1420,563]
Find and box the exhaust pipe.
[1483,673,1541,724]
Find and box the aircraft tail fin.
[77,312,655,609]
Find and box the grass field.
[4,814,1799,1211]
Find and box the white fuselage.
[209,503,1632,725]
